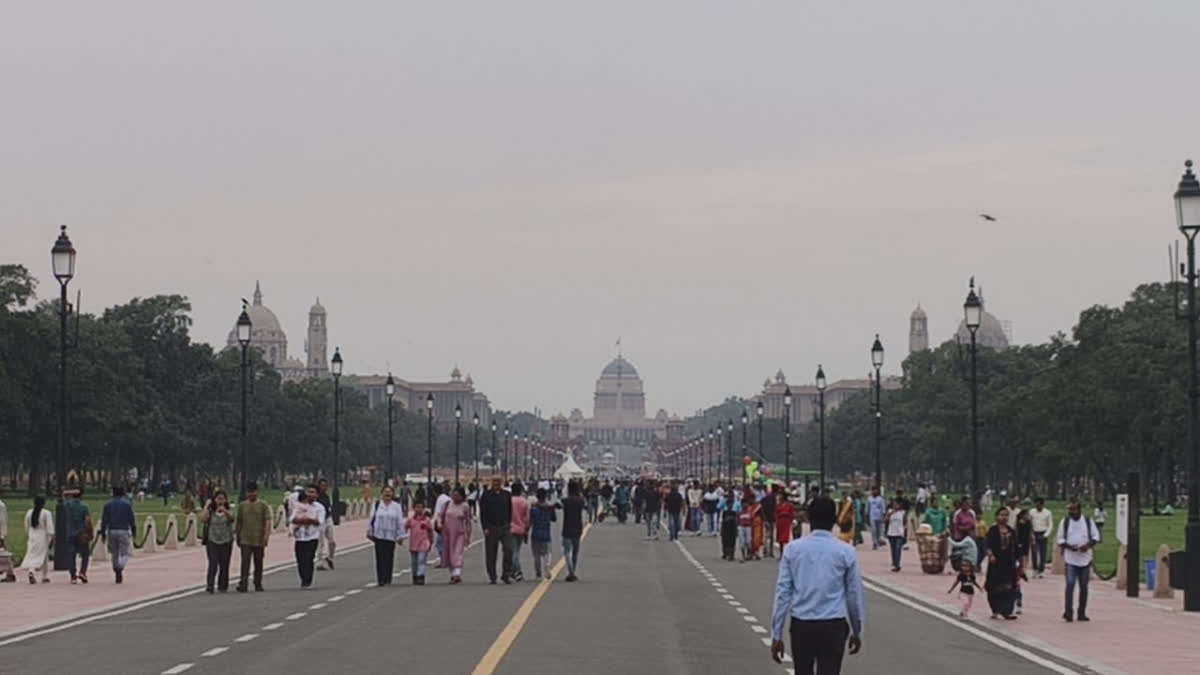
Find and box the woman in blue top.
[529,488,557,580]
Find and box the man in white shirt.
[1030,498,1054,578]
[1056,501,1100,622]
[290,485,326,588]
[433,483,452,567]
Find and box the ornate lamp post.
[237,304,252,501]
[51,226,76,571]
[755,400,764,462]
[964,281,983,510]
[454,403,462,488]
[871,335,884,491]
[385,373,396,488]
[726,420,735,485]
[783,386,793,487]
[1175,159,1200,611]
[473,412,481,489]
[816,366,827,494]
[503,425,510,483]
[425,393,435,492]
[741,412,749,481]
[490,421,497,480]
[330,348,343,525]
[707,429,715,483]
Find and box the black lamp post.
[783,386,793,488]
[503,425,510,483]
[385,373,396,488]
[726,420,735,485]
[755,400,764,463]
[816,366,827,494]
[490,421,497,481]
[707,429,715,483]
[425,393,434,493]
[871,335,884,491]
[330,348,343,525]
[51,226,76,571]
[1174,159,1200,611]
[964,281,983,510]
[237,304,252,501]
[454,403,462,488]
[473,413,481,490]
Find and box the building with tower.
[907,285,1012,356]
[909,304,929,353]
[305,298,328,378]
[226,282,318,382]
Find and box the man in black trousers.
[479,476,514,584]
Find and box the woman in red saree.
[746,488,765,559]
[775,489,796,548]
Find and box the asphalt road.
[0,520,1074,674]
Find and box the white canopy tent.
[554,453,588,481]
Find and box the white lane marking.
[761,637,773,646]
[0,540,375,648]
[200,647,228,657]
[728,600,742,607]
[346,589,362,595]
[722,594,735,600]
[364,582,376,588]
[285,612,307,620]
[742,615,758,622]
[327,595,345,602]
[308,602,327,610]
[233,633,259,643]
[162,665,194,674]
[736,607,750,614]
[862,579,1080,675]
[751,624,768,634]
[262,623,283,631]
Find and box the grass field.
[2,492,287,566]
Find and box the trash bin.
[1145,559,1157,590]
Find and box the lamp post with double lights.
[425,393,435,493]
[385,374,396,488]
[454,404,462,488]
[51,226,76,571]
[236,304,252,501]
[816,366,827,494]
[330,348,343,525]
[783,386,793,487]
[1173,159,1200,611]
[871,335,884,491]
[964,281,983,510]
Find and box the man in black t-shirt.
[664,483,685,541]
[760,486,777,558]
[561,481,586,582]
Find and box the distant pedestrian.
[867,488,885,550]
[23,496,54,584]
[406,500,434,585]
[100,486,136,583]
[761,487,777,557]
[64,488,92,584]
[948,559,981,619]
[769,496,864,674]
[885,499,906,572]
[1057,500,1100,622]
[614,482,630,524]
[508,482,530,581]
[1030,498,1053,578]
[665,483,684,541]
[530,488,556,580]
[290,484,325,588]
[315,479,336,570]
[442,487,472,584]
[1093,500,1107,539]
[984,506,1019,620]
[561,481,585,582]
[235,481,271,593]
[0,491,15,582]
[702,484,720,537]
[775,488,796,549]
[432,482,452,568]
[201,490,235,593]
[720,491,740,561]
[365,486,406,586]
[479,476,514,584]
[641,480,662,540]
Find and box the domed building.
[954,289,1010,351]
[557,353,673,449]
[226,282,329,382]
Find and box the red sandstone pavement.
[0,519,368,638]
[856,544,1198,675]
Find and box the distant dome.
[956,296,1009,350]
[228,281,285,341]
[911,304,927,320]
[451,366,462,381]
[310,297,326,315]
[601,357,638,378]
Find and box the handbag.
[76,515,94,546]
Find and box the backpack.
[1060,516,1099,547]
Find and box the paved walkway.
[857,542,1198,675]
[0,517,369,638]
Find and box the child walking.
[405,500,434,585]
[948,558,981,618]
[529,488,556,580]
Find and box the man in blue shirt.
[770,495,864,674]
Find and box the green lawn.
[3,493,285,566]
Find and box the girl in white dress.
[24,496,54,583]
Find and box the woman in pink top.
[509,482,531,582]
[442,486,473,584]
[406,501,434,585]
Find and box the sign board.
[1116,494,1128,545]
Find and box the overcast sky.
[5,3,1197,416]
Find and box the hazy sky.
[6,3,1198,416]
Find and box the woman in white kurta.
[24,496,54,583]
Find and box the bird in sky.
[979,213,997,222]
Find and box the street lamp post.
[490,421,497,481]
[783,386,793,487]
[503,426,510,483]
[51,226,76,571]
[816,366,827,494]
[237,305,252,501]
[473,413,481,489]
[964,281,983,510]
[425,393,435,493]
[385,374,396,488]
[726,420,735,486]
[330,348,343,525]
[454,404,462,488]
[707,429,715,483]
[871,335,884,491]
[1173,160,1200,611]
[755,400,764,462]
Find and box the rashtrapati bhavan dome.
[225,282,328,382]
[562,356,680,445]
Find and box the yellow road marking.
[471,523,593,675]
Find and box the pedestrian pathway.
[0,518,369,640]
[857,544,1198,675]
